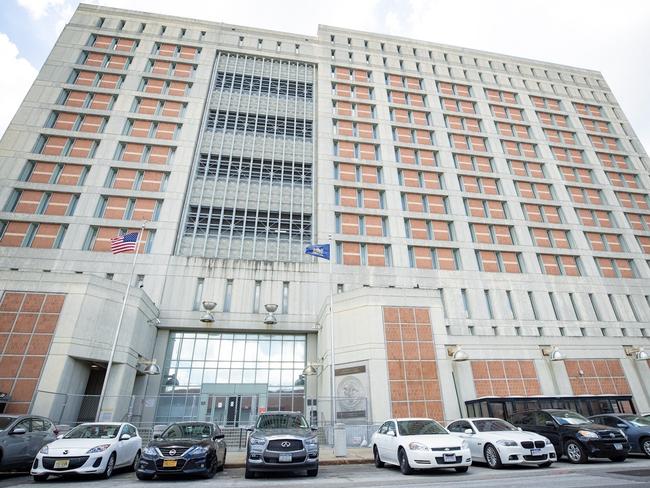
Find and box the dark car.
[245,412,319,479]
[136,422,226,479]
[589,414,650,457]
[0,415,57,471]
[509,409,629,464]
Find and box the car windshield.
[619,415,650,427]
[0,417,17,431]
[161,423,213,439]
[65,424,120,439]
[397,420,447,436]
[550,411,591,425]
[474,419,518,432]
[256,414,309,429]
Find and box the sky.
[1,0,649,154]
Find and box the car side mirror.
[246,427,254,432]
[11,427,27,435]
[517,427,523,431]
[120,434,131,441]
[464,429,474,435]
[389,431,396,437]
[616,423,628,429]
[214,434,225,440]
[153,434,160,439]
[311,426,318,432]
[545,421,554,427]
[56,434,64,440]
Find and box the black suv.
[137,422,226,479]
[245,412,319,478]
[509,409,630,463]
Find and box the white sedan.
[31,422,141,481]
[447,417,556,468]
[371,418,472,475]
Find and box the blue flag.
[305,244,330,260]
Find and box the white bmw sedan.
[31,422,141,481]
[371,418,472,475]
[447,418,556,469]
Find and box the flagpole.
[328,233,336,440]
[95,221,146,421]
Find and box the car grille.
[158,447,189,457]
[267,439,304,451]
[521,441,546,449]
[264,454,306,464]
[155,458,187,470]
[430,447,460,451]
[42,457,89,470]
[435,455,462,464]
[523,454,548,461]
[596,430,625,440]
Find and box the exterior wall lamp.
[264,303,278,325]
[447,346,469,361]
[200,300,217,323]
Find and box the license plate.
[443,453,456,463]
[163,459,177,468]
[278,454,292,463]
[614,443,623,450]
[54,459,69,469]
[531,448,542,455]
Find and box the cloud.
[0,33,38,138]
[17,0,66,19]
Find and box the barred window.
[206,110,313,139]
[215,71,313,99]
[197,154,312,184]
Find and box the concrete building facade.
[0,4,649,430]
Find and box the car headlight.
[186,446,209,456]
[461,440,469,449]
[86,444,111,454]
[543,437,552,446]
[577,430,598,439]
[496,440,518,447]
[249,437,266,446]
[39,445,49,454]
[408,442,429,451]
[143,447,158,456]
[304,436,318,446]
[617,429,627,439]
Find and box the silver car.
[245,412,319,478]
[0,415,57,471]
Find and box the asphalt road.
[1,457,649,488]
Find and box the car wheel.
[307,467,318,477]
[455,466,469,473]
[136,472,154,480]
[609,455,626,462]
[484,444,503,469]
[216,448,226,472]
[640,437,650,458]
[564,440,587,464]
[203,456,218,479]
[373,446,384,468]
[102,453,116,479]
[244,467,255,479]
[33,474,49,482]
[398,448,413,475]
[538,461,553,468]
[131,450,141,471]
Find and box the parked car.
[30,422,141,481]
[371,418,472,475]
[0,415,58,471]
[137,421,226,479]
[589,414,650,457]
[447,417,556,468]
[509,409,630,464]
[245,412,319,479]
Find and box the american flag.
[110,232,139,254]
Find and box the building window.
[461,288,471,318]
[223,279,233,312]
[193,278,204,311]
[608,294,621,321]
[282,281,289,314]
[528,291,539,320]
[505,290,516,319]
[548,292,561,320]
[569,293,582,321]
[253,280,262,313]
[484,290,494,319]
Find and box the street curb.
[224,458,373,469]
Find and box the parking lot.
[1,456,649,488]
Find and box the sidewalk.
[224,447,374,468]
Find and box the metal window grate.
[176,51,315,261]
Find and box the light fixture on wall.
[200,300,217,324]
[302,363,323,376]
[447,345,469,362]
[542,346,565,361]
[263,303,278,325]
[624,346,649,361]
[136,358,161,375]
